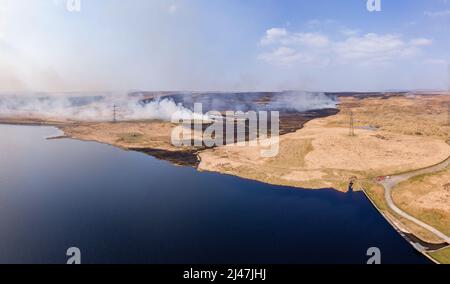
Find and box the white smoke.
[122,98,209,121]
[0,93,208,122]
[0,91,337,123]
[268,91,337,111]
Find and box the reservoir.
[0,125,429,264]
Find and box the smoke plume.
[0,93,205,122]
[0,91,337,122]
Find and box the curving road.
[378,156,450,244]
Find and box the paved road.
[379,156,450,244]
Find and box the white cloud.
[404,21,417,27]
[260,28,289,45]
[258,28,433,67]
[424,10,450,17]
[258,47,306,66]
[306,19,337,29]
[0,4,7,41]
[295,33,330,48]
[423,58,448,65]
[260,28,329,48]
[410,38,433,46]
[340,28,360,37]
[168,4,178,14]
[335,33,415,64]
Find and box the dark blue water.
[0,125,429,264]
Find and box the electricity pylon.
[349,110,355,137]
[113,104,117,123]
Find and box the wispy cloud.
[339,28,361,37]
[423,58,448,65]
[258,27,433,67]
[168,4,178,14]
[258,47,308,66]
[260,28,329,48]
[334,34,420,64]
[409,38,433,46]
[424,10,450,17]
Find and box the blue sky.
[0,0,449,92]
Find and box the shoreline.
[0,121,447,263]
[361,187,446,264]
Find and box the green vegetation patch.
[428,247,450,264]
[117,132,145,144]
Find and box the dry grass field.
[330,94,450,139]
[392,167,450,237]
[363,183,446,244]
[198,94,450,191]
[61,121,190,152]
